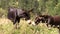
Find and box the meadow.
[0,0,60,34]
[0,18,59,34]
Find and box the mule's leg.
[13,19,17,29]
[17,17,20,29]
[13,19,16,25]
[46,18,50,28]
[17,18,20,24]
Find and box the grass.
[0,18,59,34]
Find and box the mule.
[8,7,34,28]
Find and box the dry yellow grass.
[0,18,59,34]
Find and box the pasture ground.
[0,18,59,34]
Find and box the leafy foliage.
[0,0,60,17]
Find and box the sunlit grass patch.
[0,18,59,34]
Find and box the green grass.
[0,18,59,34]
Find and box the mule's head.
[22,8,34,24]
[28,16,45,25]
[34,16,45,25]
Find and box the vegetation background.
[0,0,60,34]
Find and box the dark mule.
[35,15,60,27]
[37,15,60,27]
[8,7,33,29]
[34,15,60,34]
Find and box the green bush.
[0,8,7,18]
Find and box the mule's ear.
[28,8,34,13]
